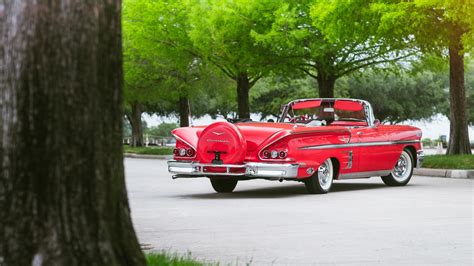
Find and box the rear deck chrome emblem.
[212,131,225,136]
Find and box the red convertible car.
[168,98,424,194]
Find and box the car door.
[353,126,395,173]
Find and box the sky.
[144,113,474,141]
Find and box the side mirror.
[374,119,381,126]
[267,119,275,123]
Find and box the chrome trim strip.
[167,161,299,180]
[339,170,391,179]
[299,140,420,150]
[344,150,353,169]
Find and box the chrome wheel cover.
[391,151,412,182]
[318,159,333,191]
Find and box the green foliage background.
[122,0,473,126]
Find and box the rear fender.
[254,128,351,179]
[171,127,203,149]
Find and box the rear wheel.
[305,159,334,194]
[381,150,414,186]
[210,178,238,193]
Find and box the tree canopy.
[252,0,418,98]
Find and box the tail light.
[271,150,279,159]
[173,137,196,159]
[262,150,271,158]
[186,148,195,157]
[260,143,290,161]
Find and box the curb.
[414,168,474,179]
[124,153,172,160]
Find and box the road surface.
[125,158,473,265]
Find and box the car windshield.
[282,99,367,126]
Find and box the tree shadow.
[173,181,396,200]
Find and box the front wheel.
[381,150,414,186]
[305,159,334,194]
[210,178,238,193]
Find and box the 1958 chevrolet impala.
[167,98,424,194]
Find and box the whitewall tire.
[305,158,334,194]
[382,150,414,186]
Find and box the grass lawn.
[124,145,173,155]
[146,252,212,266]
[423,155,474,169]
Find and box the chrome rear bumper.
[168,160,299,180]
[417,150,424,168]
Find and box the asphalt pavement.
[125,158,474,265]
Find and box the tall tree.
[123,50,151,146]
[447,24,470,154]
[187,0,283,119]
[123,0,238,126]
[253,0,417,98]
[124,0,185,133]
[375,0,473,154]
[124,0,210,127]
[0,0,145,265]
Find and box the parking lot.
[126,158,473,265]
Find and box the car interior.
[284,99,368,127]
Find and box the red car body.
[168,98,424,193]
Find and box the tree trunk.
[178,96,190,127]
[236,73,251,119]
[447,27,471,155]
[0,1,146,265]
[127,102,144,147]
[317,74,336,98]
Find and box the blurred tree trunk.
[179,95,190,127]
[0,1,146,265]
[447,25,471,155]
[126,102,144,147]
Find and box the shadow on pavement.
[174,181,394,199]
